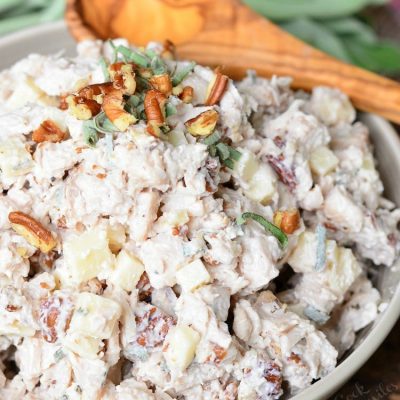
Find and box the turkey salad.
[0,39,398,400]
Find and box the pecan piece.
[103,90,137,132]
[109,62,136,95]
[66,95,101,120]
[9,211,57,253]
[266,154,297,191]
[179,86,194,104]
[77,82,115,103]
[205,70,229,106]
[149,73,172,96]
[32,119,65,143]
[144,89,167,137]
[39,296,72,343]
[161,39,176,60]
[273,209,300,234]
[185,109,219,136]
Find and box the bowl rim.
[0,21,399,400]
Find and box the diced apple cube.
[0,321,35,337]
[0,138,33,179]
[63,228,115,284]
[310,146,339,176]
[63,332,103,360]
[164,325,200,373]
[288,231,318,273]
[326,247,361,295]
[107,223,126,253]
[176,259,211,292]
[109,250,144,291]
[245,163,277,205]
[234,149,259,181]
[68,292,121,339]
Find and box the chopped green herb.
[223,158,235,169]
[172,61,196,86]
[145,49,158,59]
[228,147,242,161]
[99,57,110,81]
[315,224,327,272]
[82,120,99,147]
[107,40,118,63]
[94,112,118,134]
[151,55,167,75]
[116,45,149,67]
[54,349,65,362]
[165,103,177,117]
[237,212,288,248]
[216,142,230,160]
[203,130,221,146]
[304,305,330,325]
[127,95,141,108]
[209,144,217,157]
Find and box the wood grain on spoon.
[66,0,400,124]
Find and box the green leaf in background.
[281,18,354,63]
[243,0,388,21]
[346,39,400,73]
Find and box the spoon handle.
[177,3,400,123]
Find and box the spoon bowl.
[66,0,400,124]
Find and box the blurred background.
[0,0,399,398]
[1,0,400,75]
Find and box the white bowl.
[1,21,399,400]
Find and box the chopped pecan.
[185,109,219,136]
[134,303,175,349]
[179,86,194,103]
[205,70,229,106]
[273,209,300,234]
[136,272,153,302]
[40,297,60,342]
[108,62,136,95]
[39,296,72,343]
[149,73,172,96]
[161,39,176,60]
[59,95,68,110]
[144,89,167,137]
[77,82,115,103]
[9,211,57,253]
[32,120,66,143]
[66,95,101,120]
[266,154,297,192]
[103,90,137,132]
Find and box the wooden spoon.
[66,0,400,123]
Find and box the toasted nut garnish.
[185,109,219,136]
[9,211,57,253]
[59,95,68,110]
[161,40,176,60]
[144,89,167,136]
[205,71,229,106]
[149,73,172,96]
[77,82,115,104]
[32,120,65,143]
[179,86,194,103]
[138,67,153,79]
[103,90,137,132]
[109,63,136,95]
[273,209,300,234]
[172,84,183,96]
[66,95,101,120]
